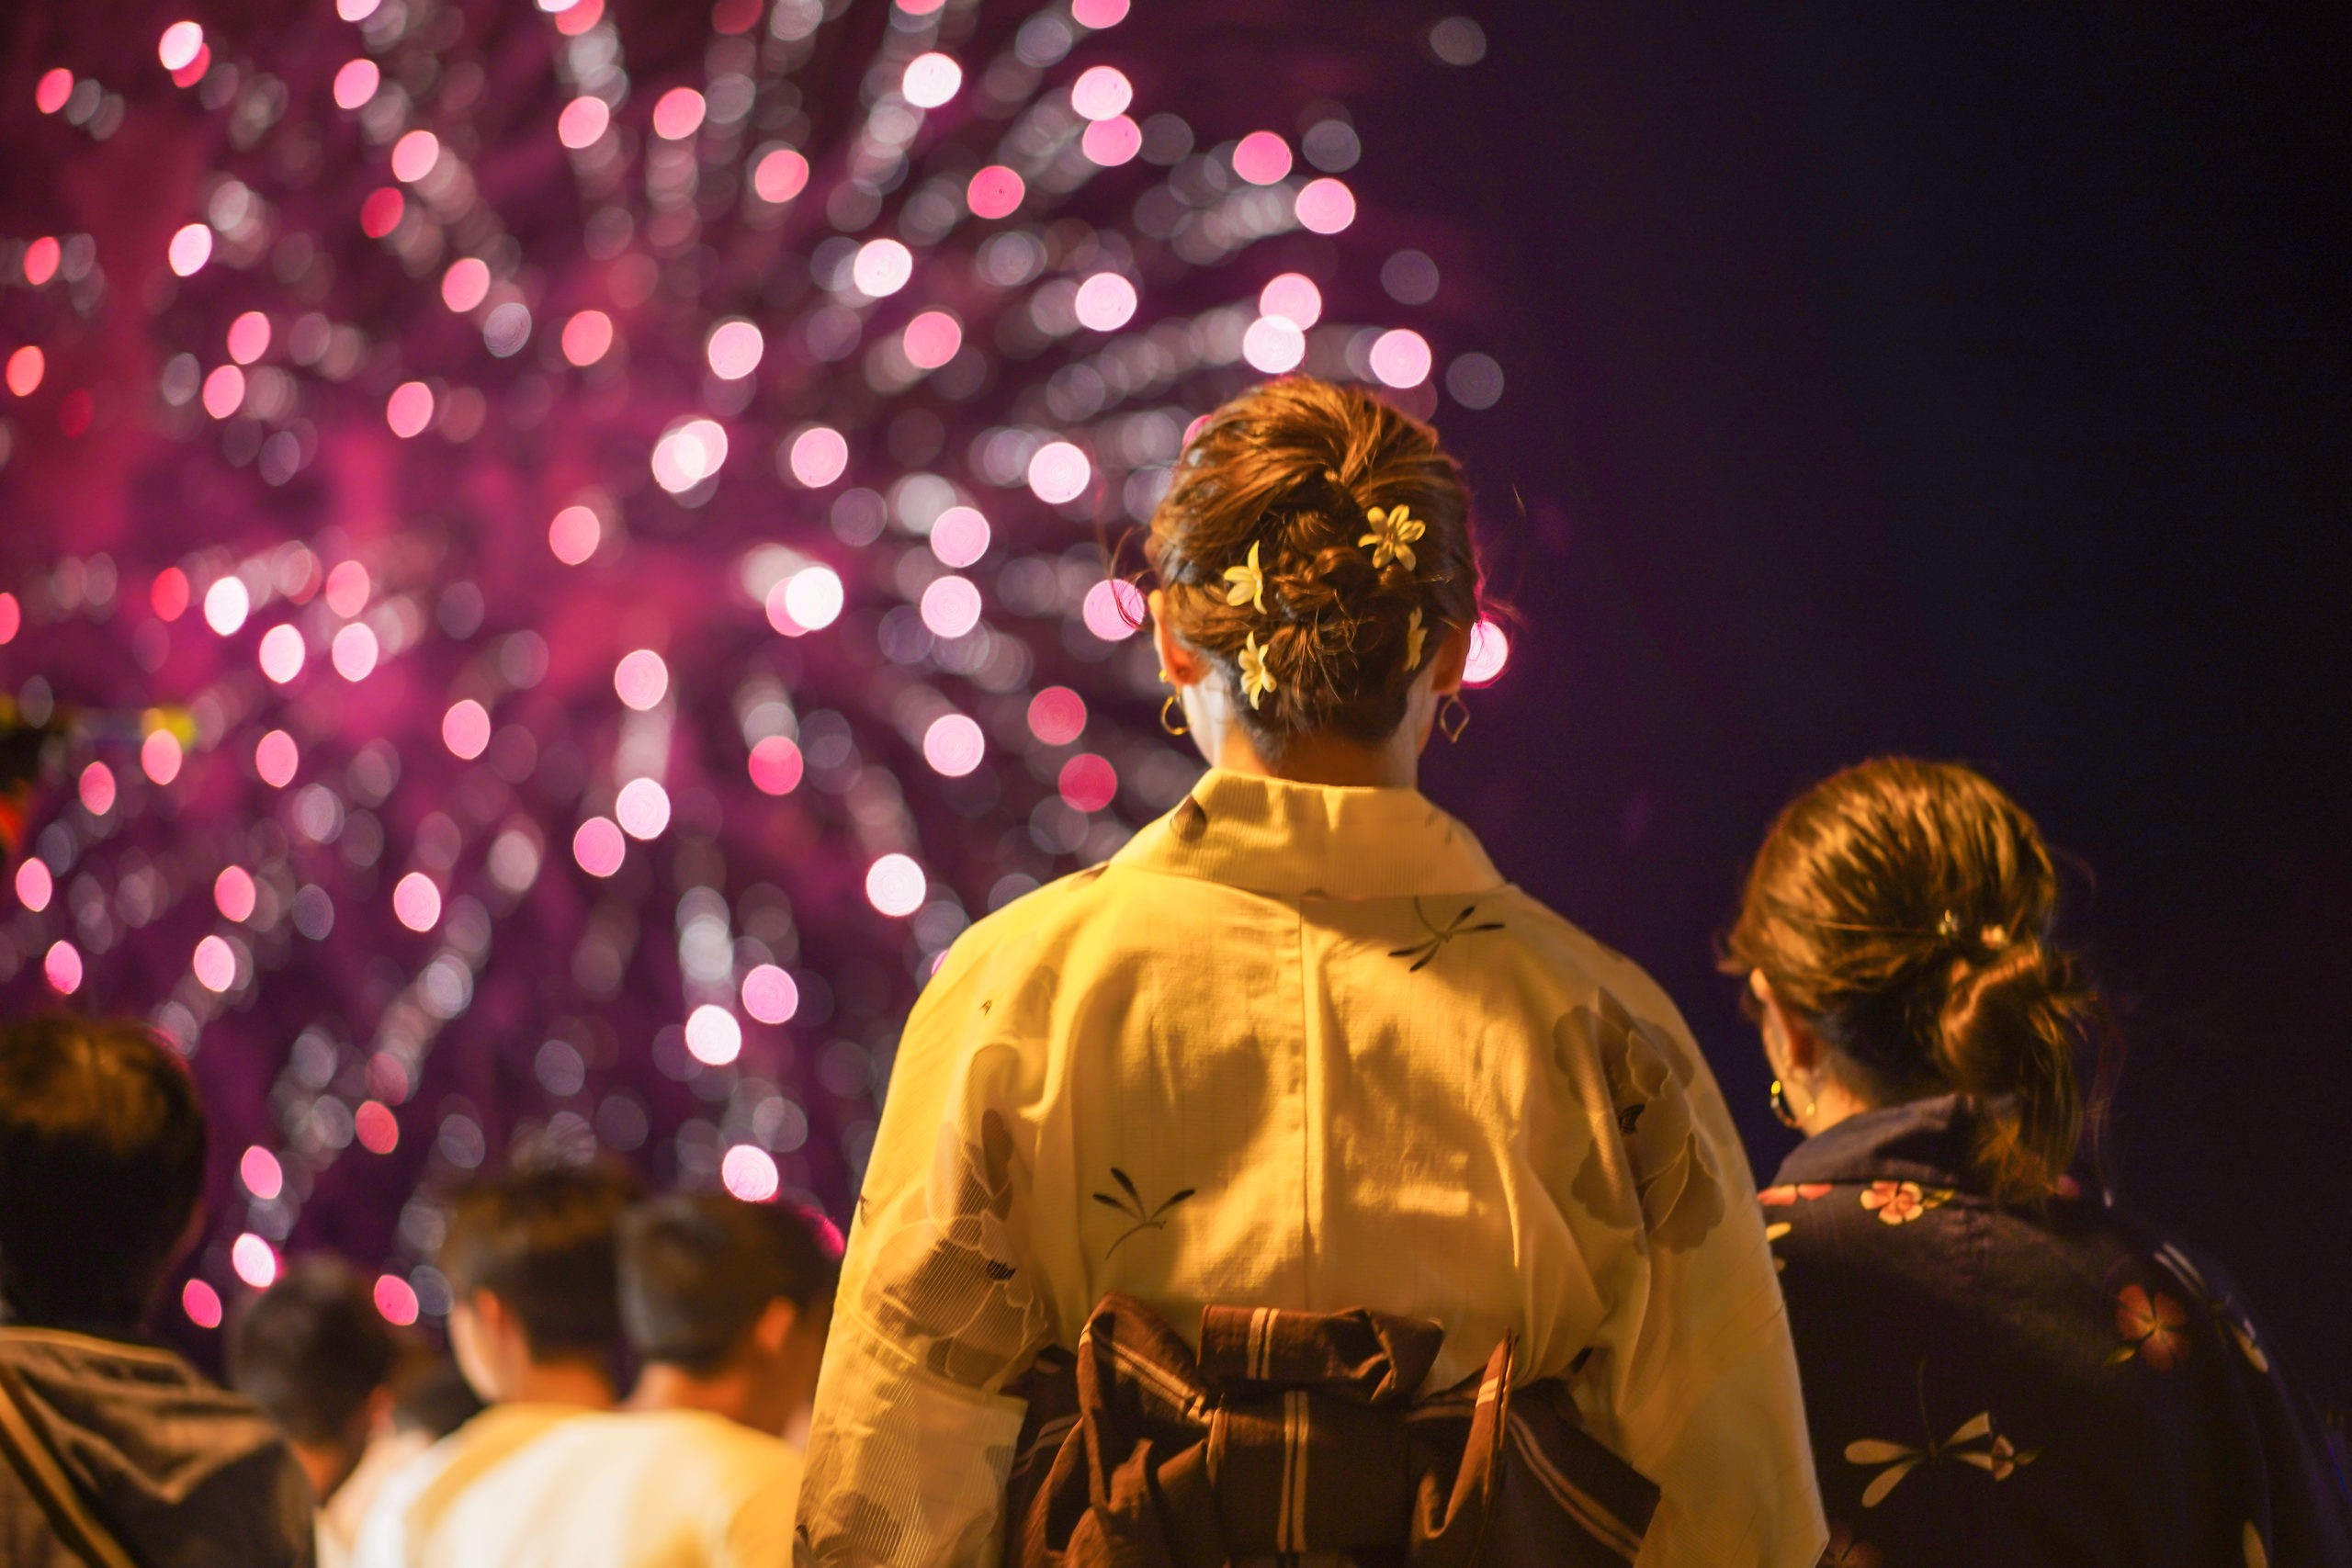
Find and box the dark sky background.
[1401,6,2350,1404]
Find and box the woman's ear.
[1750,970,1823,1076]
[1148,590,1206,686]
[1430,621,1472,694]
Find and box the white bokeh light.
[851,238,914,298]
[706,319,765,379]
[1242,316,1307,374]
[782,566,844,631]
[684,1005,743,1066]
[651,418,729,493]
[202,576,250,636]
[901,51,963,108]
[614,649,670,711]
[865,854,927,917]
[1027,442,1091,504]
[616,777,673,840]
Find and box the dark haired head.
[1148,378,1480,757]
[229,1256,399,1446]
[437,1163,638,1361]
[1722,759,2111,1205]
[0,1017,207,1329]
[619,1196,836,1376]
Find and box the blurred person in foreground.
[0,1016,312,1566]
[230,1257,484,1568]
[415,1192,835,1566]
[1727,759,2352,1565]
[797,379,1825,1567]
[349,1162,635,1568]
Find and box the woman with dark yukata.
[1724,758,2351,1567]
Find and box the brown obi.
[1004,1293,1657,1568]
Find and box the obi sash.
[1003,1292,1657,1568]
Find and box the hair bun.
[1145,378,1481,753]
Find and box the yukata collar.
[1771,1093,1989,1192]
[1113,768,1505,901]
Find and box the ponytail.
[1933,938,2098,1206]
[1722,758,2120,1209]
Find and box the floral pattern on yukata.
[1860,1179,1952,1224]
[1557,991,1724,1250]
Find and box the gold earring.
[1159,694,1189,736]
[1769,1077,1816,1130]
[1438,693,1470,742]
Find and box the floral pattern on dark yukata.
[1766,1096,2352,1567]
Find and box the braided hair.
[1146,378,1481,755]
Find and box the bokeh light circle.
[202,575,250,635]
[616,777,673,840]
[748,737,804,795]
[201,365,245,419]
[1080,579,1146,641]
[255,730,300,788]
[1242,315,1306,374]
[441,257,490,312]
[1071,0,1130,23]
[1446,352,1506,409]
[651,418,729,491]
[1295,177,1357,234]
[157,21,205,71]
[786,425,849,487]
[1081,115,1142,167]
[1074,274,1137,332]
[443,699,492,759]
[15,859,53,913]
[1058,753,1120,813]
[167,222,212,276]
[614,649,670,710]
[43,941,81,994]
[721,1144,780,1201]
[865,854,927,917]
[967,165,1024,220]
[1233,130,1294,185]
[754,148,810,202]
[1259,273,1323,328]
[561,310,614,367]
[1027,442,1091,503]
[1463,618,1511,685]
[782,566,845,630]
[325,560,370,616]
[684,1004,743,1066]
[1369,328,1434,388]
[78,762,116,816]
[5,347,42,397]
[392,873,443,933]
[706,319,765,379]
[239,1145,283,1201]
[390,130,440,182]
[258,623,306,682]
[901,52,963,108]
[182,1280,223,1330]
[548,503,601,563]
[331,622,380,682]
[226,310,272,364]
[1027,686,1087,745]
[919,575,983,638]
[215,866,257,922]
[557,96,610,149]
[141,729,184,785]
[902,310,963,369]
[1071,66,1134,120]
[852,238,914,298]
[651,87,707,140]
[573,817,626,876]
[231,1234,279,1290]
[373,1275,420,1326]
[386,380,434,437]
[21,238,59,288]
[741,964,799,1023]
[930,506,990,567]
[922,713,986,776]
[193,934,239,992]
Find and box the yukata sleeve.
[796,942,1057,1568]
[1546,987,1826,1568]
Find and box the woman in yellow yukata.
[797,378,1826,1568]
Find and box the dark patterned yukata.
[1763,1095,2352,1567]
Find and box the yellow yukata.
[798,770,1825,1568]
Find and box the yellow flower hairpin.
[1359,504,1426,572]
[1405,607,1428,671]
[1238,630,1277,709]
[1221,540,1267,614]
